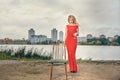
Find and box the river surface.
[0,45,120,60]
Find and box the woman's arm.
[76,26,79,36]
[64,26,67,42]
[74,25,79,37]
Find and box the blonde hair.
[68,15,77,24]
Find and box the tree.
[116,36,120,45]
[99,38,107,45]
[95,40,101,45]
[111,39,118,46]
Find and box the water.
[76,45,120,60]
[0,44,120,60]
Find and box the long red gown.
[65,25,78,72]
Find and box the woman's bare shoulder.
[67,23,78,26]
[66,24,69,26]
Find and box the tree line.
[79,36,120,46]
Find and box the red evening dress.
[65,25,78,72]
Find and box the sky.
[0,0,120,39]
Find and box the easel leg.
[64,63,68,80]
[50,63,53,80]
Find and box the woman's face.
[68,17,74,24]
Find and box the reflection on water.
[0,45,120,60]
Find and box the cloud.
[0,0,120,39]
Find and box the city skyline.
[0,0,120,39]
[0,27,120,40]
[28,28,64,43]
[0,28,119,45]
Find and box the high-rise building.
[28,28,47,44]
[51,28,58,42]
[59,31,63,42]
[28,28,35,41]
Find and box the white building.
[107,37,113,42]
[114,35,119,40]
[99,34,106,38]
[30,35,47,44]
[51,28,58,42]
[59,31,64,42]
[78,37,87,42]
[28,28,47,44]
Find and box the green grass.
[0,52,13,60]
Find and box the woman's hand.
[74,32,79,37]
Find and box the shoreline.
[0,59,120,64]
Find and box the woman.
[65,15,79,73]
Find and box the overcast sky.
[0,0,120,39]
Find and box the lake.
[0,44,120,60]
